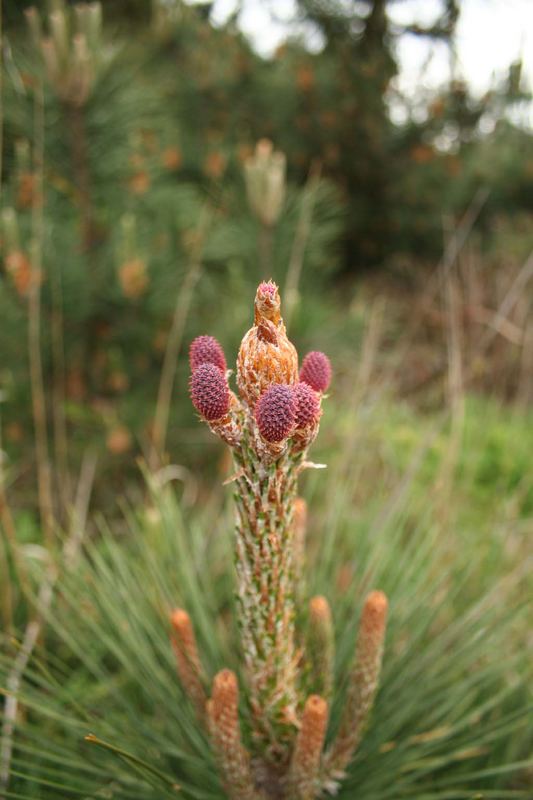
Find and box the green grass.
[1,391,531,798]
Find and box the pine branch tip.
[310,595,331,620]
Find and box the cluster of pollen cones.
[170,282,388,799]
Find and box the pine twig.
[207,670,259,800]
[187,282,334,792]
[308,596,334,701]
[323,591,388,783]
[170,608,207,723]
[287,695,328,800]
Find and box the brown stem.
[51,266,72,520]
[233,439,302,764]
[65,101,100,395]
[66,102,94,254]
[29,82,54,546]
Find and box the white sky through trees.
[185,0,532,119]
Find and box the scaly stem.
[233,422,302,766]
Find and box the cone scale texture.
[300,351,332,393]
[237,282,298,409]
[190,363,230,421]
[293,382,321,430]
[256,384,297,443]
[181,281,388,798]
[189,334,227,373]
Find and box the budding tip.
[213,668,238,697]
[305,694,328,715]
[365,590,388,615]
[258,280,277,296]
[170,608,190,632]
[362,591,389,636]
[218,667,236,682]
[310,595,331,620]
[254,280,281,324]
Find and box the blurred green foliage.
[0,0,531,514]
[1,4,531,796]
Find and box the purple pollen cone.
[300,351,332,393]
[293,382,320,428]
[190,363,230,421]
[189,335,227,374]
[255,384,296,443]
[258,280,277,297]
